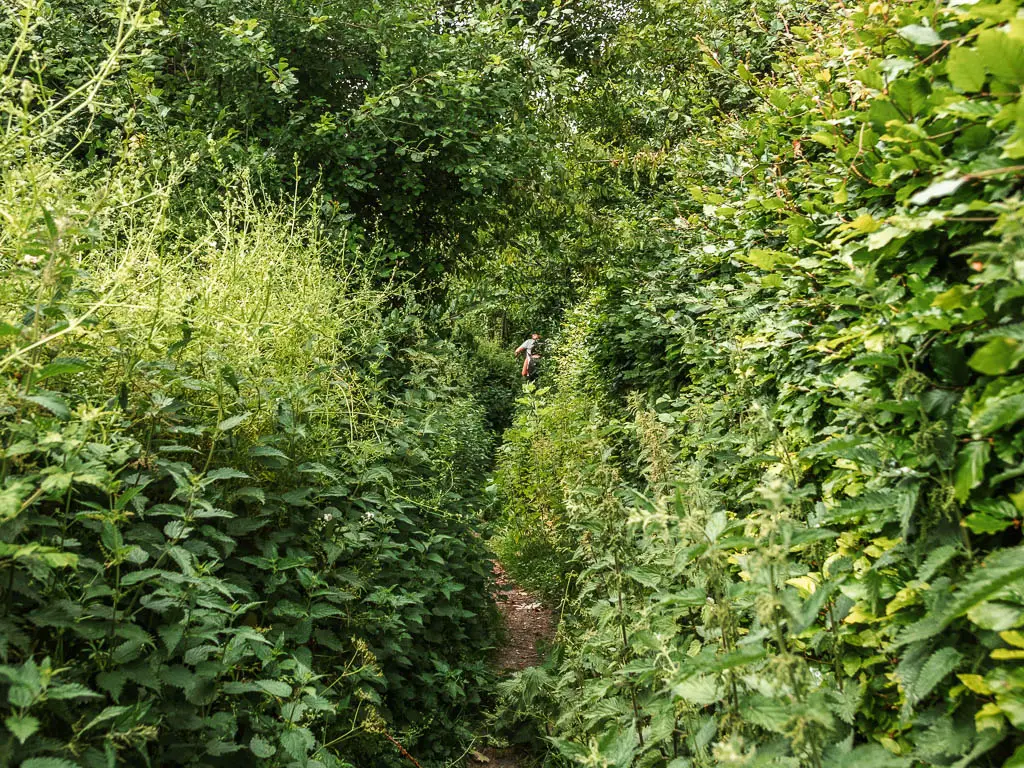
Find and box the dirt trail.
[467,563,554,768]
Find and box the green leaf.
[35,360,87,382]
[918,545,960,582]
[968,338,1024,376]
[5,713,40,744]
[21,393,70,420]
[967,600,1024,631]
[204,468,251,483]
[833,744,911,768]
[954,441,990,503]
[280,727,315,760]
[217,412,251,432]
[971,393,1024,434]
[977,28,1024,86]
[255,680,292,697]
[963,512,1014,534]
[21,759,81,768]
[911,647,962,704]
[946,46,987,91]
[1006,744,1024,768]
[889,76,931,119]
[899,24,942,47]
[704,511,726,542]
[250,735,276,758]
[249,446,291,462]
[46,683,101,700]
[740,249,794,271]
[909,178,964,206]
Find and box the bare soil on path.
[467,563,554,768]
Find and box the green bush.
[494,0,1024,765]
[0,29,500,767]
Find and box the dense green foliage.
[6,0,1024,765]
[0,162,504,766]
[0,1,539,765]
[490,0,1024,765]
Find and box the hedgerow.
[494,0,1024,765]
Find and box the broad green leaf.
[889,76,931,119]
[1001,630,1024,648]
[280,727,315,760]
[963,513,1014,534]
[977,28,1024,85]
[740,249,794,271]
[217,412,251,432]
[971,393,1024,434]
[250,735,276,758]
[255,680,292,697]
[204,468,251,483]
[946,45,986,91]
[953,441,990,502]
[958,674,993,695]
[21,393,70,420]
[909,178,964,206]
[968,337,1024,376]
[35,360,86,382]
[899,24,942,47]
[967,601,1024,631]
[5,713,40,744]
[704,511,726,542]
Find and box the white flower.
[322,513,333,522]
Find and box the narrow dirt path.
[467,563,554,767]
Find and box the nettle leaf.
[204,468,251,483]
[217,412,251,432]
[911,647,963,706]
[832,744,912,768]
[35,360,87,382]
[21,759,81,768]
[5,713,40,744]
[250,735,276,758]
[46,683,101,700]
[21,392,70,420]
[249,445,291,463]
[256,680,292,698]
[280,727,315,760]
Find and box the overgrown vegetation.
[491,0,1024,765]
[5,0,1024,765]
[0,1,534,765]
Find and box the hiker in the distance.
[514,332,541,381]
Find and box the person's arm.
[514,344,526,357]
